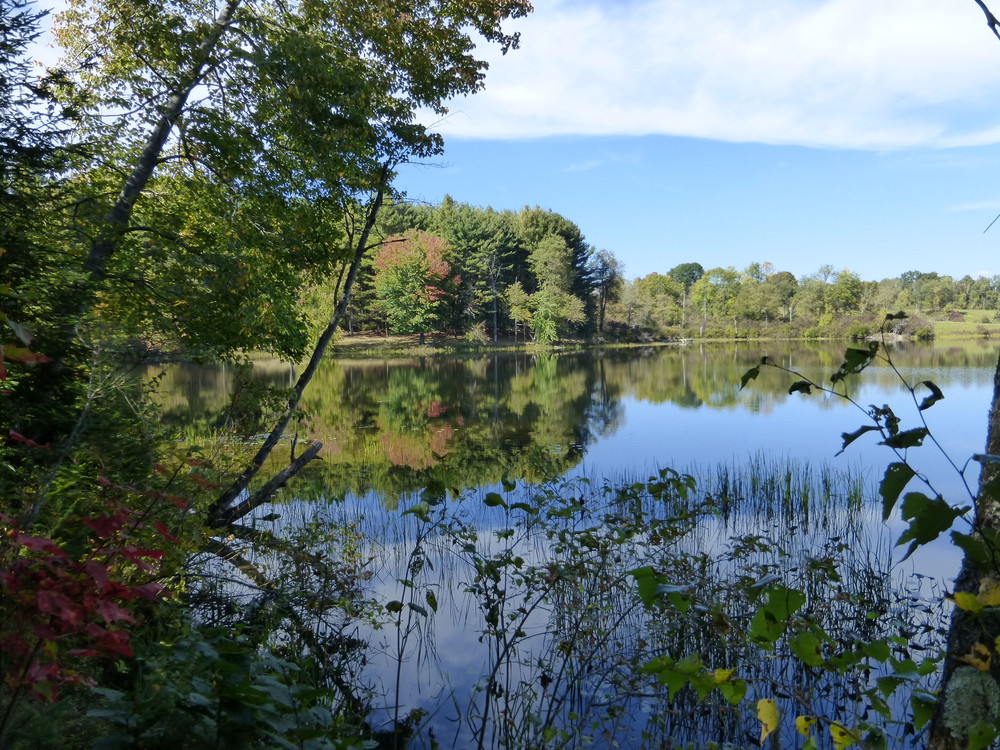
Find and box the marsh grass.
[238,456,943,749]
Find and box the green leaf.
[952,531,993,571]
[790,632,823,667]
[881,428,928,450]
[860,639,890,662]
[897,493,965,559]
[629,566,667,609]
[910,692,935,730]
[917,380,944,411]
[425,590,438,613]
[407,602,428,617]
[385,600,404,613]
[967,721,998,750]
[838,425,879,456]
[740,366,760,390]
[717,678,748,706]
[484,492,508,509]
[501,478,516,492]
[880,462,916,520]
[654,666,687,701]
[884,311,908,321]
[788,380,813,395]
[876,676,904,698]
[842,344,879,374]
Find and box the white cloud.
[432,0,1000,150]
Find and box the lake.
[153,339,1000,749]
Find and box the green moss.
[942,666,1000,741]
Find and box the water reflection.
[151,340,1000,508]
[156,340,1000,748]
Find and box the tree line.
[311,196,1000,344]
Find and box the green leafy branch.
[741,313,983,562]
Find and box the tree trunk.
[927,349,1000,748]
[208,164,392,528]
[84,0,241,286]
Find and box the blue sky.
[398,0,1000,282]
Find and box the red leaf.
[36,590,83,627]
[4,346,50,364]
[153,521,179,543]
[83,561,110,592]
[132,582,170,600]
[16,534,66,556]
[94,629,132,658]
[82,516,122,538]
[167,495,189,509]
[93,599,136,625]
[8,430,51,450]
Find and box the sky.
[395,0,1000,282]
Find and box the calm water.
[154,339,1000,511]
[154,339,1000,749]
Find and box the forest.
[4,0,1000,748]
[323,196,1000,344]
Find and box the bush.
[846,321,873,341]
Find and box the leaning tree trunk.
[927,350,1000,748]
[207,164,392,529]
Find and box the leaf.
[829,722,857,749]
[788,380,813,395]
[3,346,49,364]
[713,668,735,683]
[796,715,817,738]
[884,311,908,321]
[756,699,779,745]
[880,428,928,450]
[717,678,747,706]
[958,642,992,671]
[837,425,879,456]
[740,366,760,390]
[94,599,137,625]
[980,578,1000,607]
[973,453,1000,465]
[910,691,936,730]
[952,591,983,614]
[952,532,993,571]
[880,463,916,520]
[916,380,944,411]
[484,492,507,509]
[425,590,438,613]
[37,590,83,626]
[385,600,404,613]
[790,631,823,667]
[967,722,999,750]
[897,493,965,559]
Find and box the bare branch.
[974,0,1000,40]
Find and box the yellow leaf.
[757,698,779,744]
[980,578,1000,607]
[713,668,735,683]
[796,715,817,737]
[829,722,857,749]
[958,641,992,671]
[953,591,983,613]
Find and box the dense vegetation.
[5,0,1000,748]
[303,195,1000,345]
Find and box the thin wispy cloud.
[949,199,1000,212]
[435,0,1000,150]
